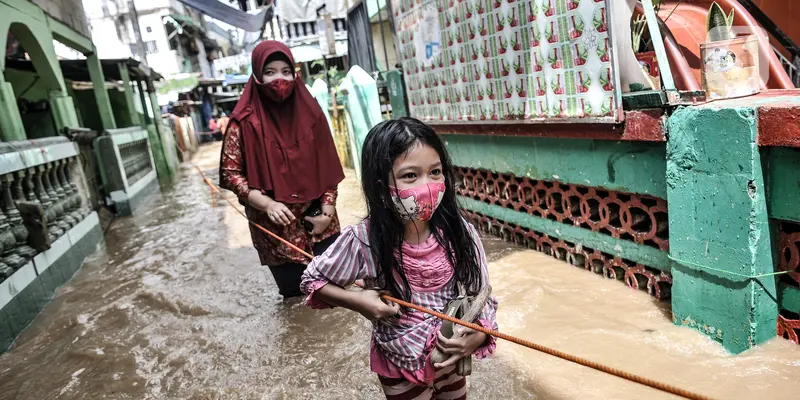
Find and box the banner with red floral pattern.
[393,0,621,123]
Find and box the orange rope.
[195,166,714,400]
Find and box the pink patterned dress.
[300,220,498,387]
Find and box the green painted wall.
[5,68,57,139]
[780,284,800,315]
[767,147,800,223]
[667,106,778,354]
[443,134,667,198]
[72,88,104,132]
[5,68,50,101]
[108,89,137,129]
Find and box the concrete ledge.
[128,169,157,199]
[110,171,160,216]
[692,89,800,148]
[0,141,79,175]
[128,173,160,213]
[32,233,71,274]
[105,127,149,146]
[0,263,36,312]
[0,212,103,353]
[431,109,666,142]
[32,211,101,275]
[67,212,101,247]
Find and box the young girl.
[300,118,498,399]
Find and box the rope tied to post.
[195,165,714,400]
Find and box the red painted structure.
[655,0,794,91]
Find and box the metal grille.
[773,46,800,88]
[118,139,153,186]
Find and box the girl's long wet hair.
[360,118,482,300]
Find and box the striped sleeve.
[467,221,499,358]
[300,223,374,309]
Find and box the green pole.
[86,52,116,130]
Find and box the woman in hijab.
[220,41,345,298]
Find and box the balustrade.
[1,173,36,262]
[0,152,91,284]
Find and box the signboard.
[392,0,623,124]
[417,4,441,67]
[319,14,337,56]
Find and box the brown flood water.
[0,142,798,399]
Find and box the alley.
[0,143,799,399]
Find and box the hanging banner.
[392,0,624,124]
[176,0,268,32]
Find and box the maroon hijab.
[231,41,344,204]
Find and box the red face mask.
[257,78,295,102]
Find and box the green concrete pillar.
[136,80,152,125]
[87,53,116,130]
[49,92,80,131]
[667,106,778,354]
[118,63,140,127]
[137,79,169,179]
[145,124,171,179]
[0,77,25,141]
[147,79,177,177]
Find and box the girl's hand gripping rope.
[354,290,401,322]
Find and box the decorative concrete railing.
[456,166,672,300]
[0,137,103,351]
[0,138,93,270]
[67,128,102,212]
[777,220,800,343]
[95,127,158,216]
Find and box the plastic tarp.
[310,79,334,135]
[278,0,347,22]
[292,45,323,63]
[176,0,267,32]
[339,65,381,179]
[291,41,348,63]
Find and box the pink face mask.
[389,182,446,221]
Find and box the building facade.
[82,0,217,78]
